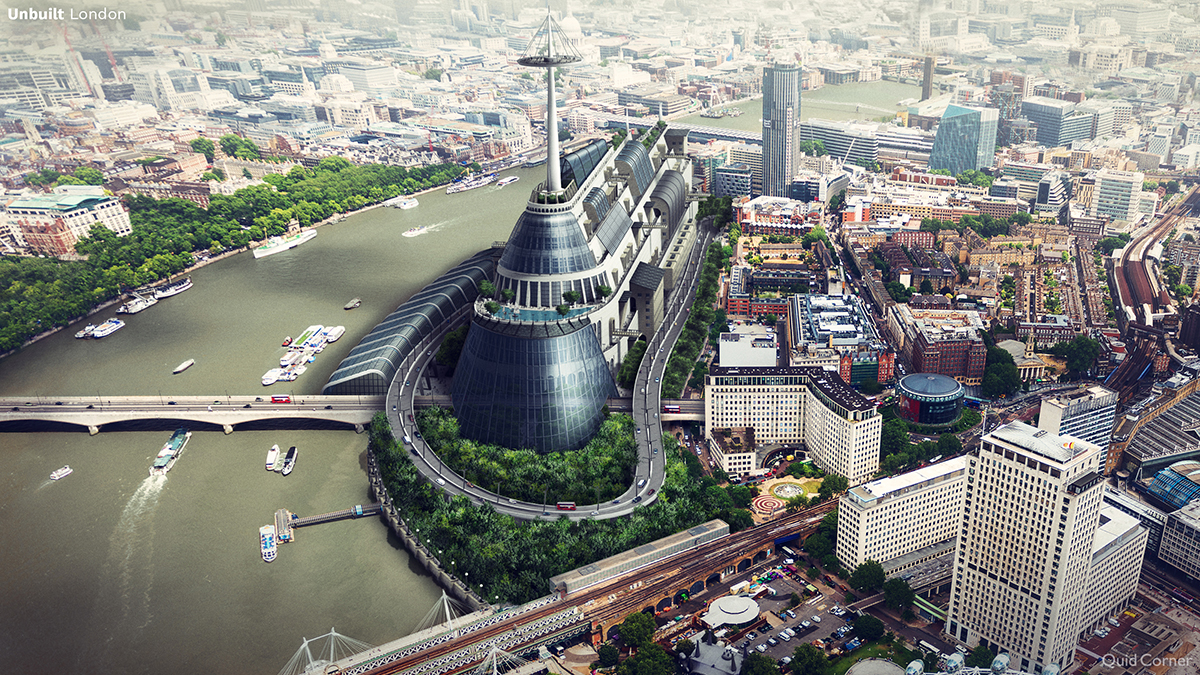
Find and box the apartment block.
[1037,385,1118,448]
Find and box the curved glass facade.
[648,169,687,233]
[897,374,964,426]
[497,209,598,276]
[560,138,609,190]
[615,140,654,196]
[322,249,495,395]
[1148,461,1200,510]
[451,316,615,452]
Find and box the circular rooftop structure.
[897,373,965,426]
[700,595,759,628]
[846,661,905,675]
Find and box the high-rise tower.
[947,422,1105,673]
[761,62,802,198]
[928,104,998,176]
[449,11,695,452]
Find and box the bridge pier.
[88,425,99,436]
[223,424,233,434]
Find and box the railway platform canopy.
[549,520,729,596]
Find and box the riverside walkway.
[0,394,384,434]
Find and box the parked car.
[756,645,767,653]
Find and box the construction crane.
[59,24,95,97]
[90,20,122,82]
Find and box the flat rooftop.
[708,365,875,413]
[1092,506,1143,558]
[848,456,970,505]
[986,421,1094,464]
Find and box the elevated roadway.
[387,221,719,521]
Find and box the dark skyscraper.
[761,62,802,198]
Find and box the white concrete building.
[1037,385,1118,448]
[947,422,1106,674]
[705,365,881,483]
[837,456,969,572]
[1077,506,1148,638]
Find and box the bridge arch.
[641,606,656,616]
[689,580,704,596]
[752,550,768,565]
[655,597,672,612]
[736,558,751,573]
[705,573,722,588]
[673,588,689,605]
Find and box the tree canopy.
[964,645,995,669]
[790,643,833,675]
[1049,335,1101,377]
[848,559,886,593]
[618,611,656,650]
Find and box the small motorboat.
[282,336,292,347]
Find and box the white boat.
[266,444,280,471]
[497,176,520,187]
[325,325,346,342]
[344,298,361,310]
[293,325,323,346]
[262,368,285,386]
[149,428,191,476]
[281,446,297,476]
[384,195,419,209]
[74,324,96,339]
[173,359,195,374]
[280,351,306,368]
[50,465,72,480]
[260,525,277,562]
[402,225,428,238]
[90,318,125,339]
[116,294,158,314]
[253,230,317,259]
[292,364,307,375]
[153,277,193,299]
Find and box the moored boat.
[293,325,323,346]
[50,465,72,480]
[75,324,97,339]
[266,444,280,471]
[260,525,277,562]
[282,336,292,347]
[149,428,191,476]
[116,294,158,314]
[384,195,419,209]
[262,368,285,386]
[90,318,125,339]
[281,446,297,476]
[325,325,346,342]
[253,230,318,259]
[153,277,193,299]
[344,298,361,310]
[173,359,195,374]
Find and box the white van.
[637,479,647,489]
[403,435,411,445]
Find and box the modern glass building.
[1147,461,1200,510]
[897,373,964,426]
[928,104,998,176]
[761,63,802,198]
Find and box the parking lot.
[729,571,858,661]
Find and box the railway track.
[360,502,835,675]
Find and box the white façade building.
[836,456,969,573]
[704,365,881,484]
[3,186,131,258]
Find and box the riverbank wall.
[366,451,489,612]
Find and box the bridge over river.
[0,394,384,434]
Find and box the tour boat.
[325,325,346,342]
[262,368,285,386]
[116,294,158,314]
[446,173,498,194]
[260,525,277,562]
[75,324,96,339]
[266,444,280,471]
[173,359,195,374]
[149,428,191,476]
[253,230,317,259]
[89,318,125,339]
[281,446,297,476]
[50,465,73,480]
[497,176,520,187]
[153,277,193,299]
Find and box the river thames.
[0,167,545,675]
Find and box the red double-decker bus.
[555,502,576,511]
[662,404,681,413]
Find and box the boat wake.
[77,475,166,671]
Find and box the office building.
[928,105,998,176]
[761,63,802,197]
[1092,169,1148,223]
[897,373,965,426]
[728,143,763,196]
[891,305,988,385]
[1102,486,1168,557]
[1077,507,1149,636]
[837,457,969,572]
[705,365,881,483]
[1037,385,1118,447]
[1021,97,1093,147]
[1159,501,1200,579]
[948,422,1105,673]
[4,187,132,257]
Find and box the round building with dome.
[897,373,965,426]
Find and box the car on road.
[637,428,641,434]
[590,510,599,516]
[632,496,642,503]
[436,478,445,485]
[612,498,621,504]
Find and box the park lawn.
[831,642,896,675]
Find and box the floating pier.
[274,503,382,544]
